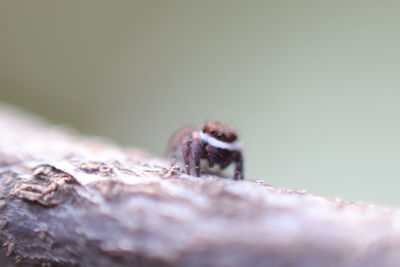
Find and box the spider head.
[202,122,238,143]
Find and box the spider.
[168,122,244,180]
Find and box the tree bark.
[0,103,399,267]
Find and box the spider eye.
[210,130,216,134]
[218,133,224,137]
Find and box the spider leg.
[206,145,217,168]
[182,135,192,175]
[191,132,202,177]
[233,151,244,180]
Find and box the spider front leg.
[206,145,217,168]
[233,151,244,180]
[191,132,203,177]
[182,135,192,175]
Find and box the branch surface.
[0,104,399,267]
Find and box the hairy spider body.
[169,122,244,180]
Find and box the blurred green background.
[1,1,400,206]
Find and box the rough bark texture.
[0,104,399,267]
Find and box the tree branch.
[0,103,399,267]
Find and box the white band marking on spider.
[200,131,241,151]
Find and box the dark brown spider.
[168,122,244,180]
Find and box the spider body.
[169,122,244,180]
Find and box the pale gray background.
[1,1,400,206]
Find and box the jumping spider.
[169,122,244,180]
